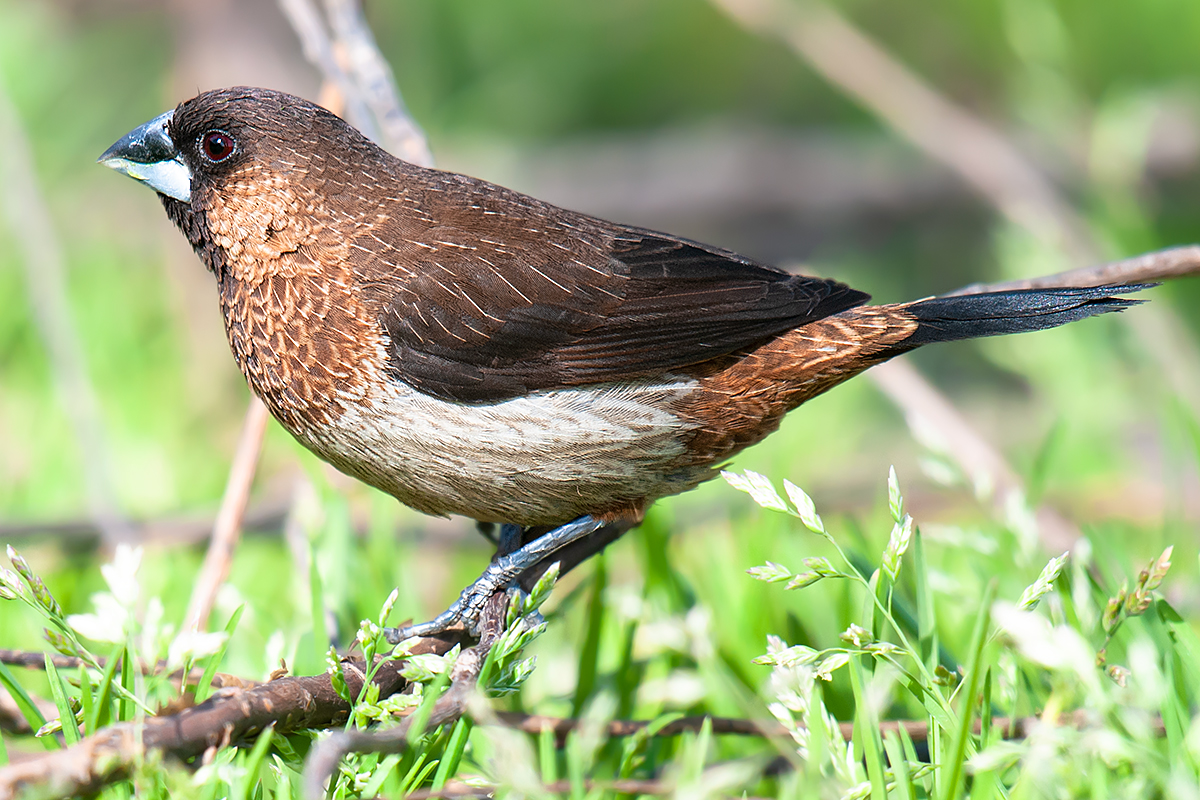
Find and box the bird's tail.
[675,282,1150,468]
[899,283,1151,348]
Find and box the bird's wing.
[358,189,868,403]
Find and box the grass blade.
[397,754,437,796]
[540,723,559,785]
[884,730,917,800]
[939,580,996,800]
[0,660,52,748]
[850,655,887,798]
[195,604,245,703]
[118,645,134,722]
[572,554,607,717]
[43,653,79,744]
[88,643,123,732]
[360,753,402,798]
[431,716,473,789]
[231,724,275,800]
[566,731,586,800]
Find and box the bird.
[100,86,1144,639]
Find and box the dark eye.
[201,130,235,162]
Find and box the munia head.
[99,87,386,282]
[99,88,403,435]
[98,86,383,200]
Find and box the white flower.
[101,545,143,609]
[640,670,707,706]
[167,630,228,671]
[992,601,1100,694]
[68,592,130,643]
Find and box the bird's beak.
[98,110,192,203]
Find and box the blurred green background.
[0,0,1197,686]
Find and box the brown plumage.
[101,87,1142,531]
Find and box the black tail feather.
[902,283,1152,348]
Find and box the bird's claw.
[383,576,504,643]
[383,515,604,644]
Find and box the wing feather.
[359,174,868,402]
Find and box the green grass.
[3,463,1197,797]
[2,0,1199,795]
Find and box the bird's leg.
[471,522,523,552]
[515,516,636,591]
[384,515,605,643]
[496,522,524,557]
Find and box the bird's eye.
[201,130,236,162]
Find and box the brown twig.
[405,776,795,799]
[495,711,786,739]
[0,649,259,692]
[870,243,1200,553]
[712,0,1200,552]
[301,592,508,800]
[0,501,289,546]
[710,0,1096,262]
[492,708,1163,744]
[869,360,1082,552]
[277,0,380,144]
[321,0,433,167]
[278,0,433,168]
[184,397,271,632]
[0,636,461,800]
[949,244,1200,295]
[0,650,98,672]
[404,777,675,798]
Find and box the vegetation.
[1,0,1198,797]
[2,468,1194,797]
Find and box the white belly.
[301,374,706,525]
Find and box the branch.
[301,592,507,800]
[277,0,380,144]
[874,245,1200,553]
[492,708,1162,744]
[713,0,1200,552]
[948,244,1200,295]
[184,397,271,632]
[406,778,675,798]
[0,501,289,546]
[0,635,461,800]
[495,712,786,740]
[0,649,259,693]
[710,0,1096,262]
[322,0,433,167]
[278,0,433,167]
[869,360,1082,551]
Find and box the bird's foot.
[383,515,604,643]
